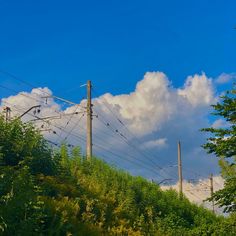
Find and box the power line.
[93,108,178,180]
[93,142,167,179]
[1,75,218,191]
[0,83,86,134]
[0,70,36,89]
[57,124,173,180]
[55,104,81,143]
[92,87,169,164]
[63,112,85,142]
[3,100,172,178]
[94,139,168,179]
[93,95,218,192]
[1,100,86,146]
[94,108,162,168]
[0,79,173,180]
[0,70,85,108]
[0,101,76,149]
[92,88,179,180]
[84,117,171,179]
[184,189,204,202]
[0,84,46,105]
[1,78,176,181]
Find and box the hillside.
[0,117,235,235]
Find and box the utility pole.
[4,106,11,122]
[178,141,183,197]
[210,173,215,213]
[86,80,92,160]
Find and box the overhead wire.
[0,100,75,149]
[1,73,217,188]
[93,107,162,168]
[182,167,224,189]
[63,112,85,142]
[1,99,86,148]
[0,70,85,108]
[92,87,220,187]
[0,74,178,181]
[55,104,81,143]
[184,189,205,202]
[0,83,86,135]
[92,106,178,181]
[1,74,224,213]
[92,87,172,164]
[93,142,167,179]
[0,86,166,175]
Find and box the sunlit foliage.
[0,116,235,235]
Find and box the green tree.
[1,115,234,234]
[202,85,236,213]
[0,116,55,175]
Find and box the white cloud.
[161,175,225,214]
[215,73,236,84]
[0,71,220,184]
[3,71,232,214]
[178,73,215,107]
[96,72,175,136]
[0,87,61,122]
[96,72,216,138]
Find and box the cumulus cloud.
[178,73,215,107]
[96,72,175,136]
[215,73,236,84]
[96,72,215,137]
[0,71,220,183]
[161,175,224,214]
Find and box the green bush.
[0,117,234,235]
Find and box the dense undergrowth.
[0,117,235,235]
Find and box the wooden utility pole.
[4,106,11,122]
[86,80,92,160]
[178,141,183,197]
[210,173,215,213]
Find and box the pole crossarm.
[28,111,85,122]
[18,105,41,118]
[42,95,85,108]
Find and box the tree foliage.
[202,85,236,213]
[0,116,235,235]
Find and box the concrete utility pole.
[4,106,11,122]
[86,80,92,160]
[210,173,215,213]
[178,141,183,197]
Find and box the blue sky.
[0,0,235,100]
[0,1,236,189]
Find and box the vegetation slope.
[0,117,235,235]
